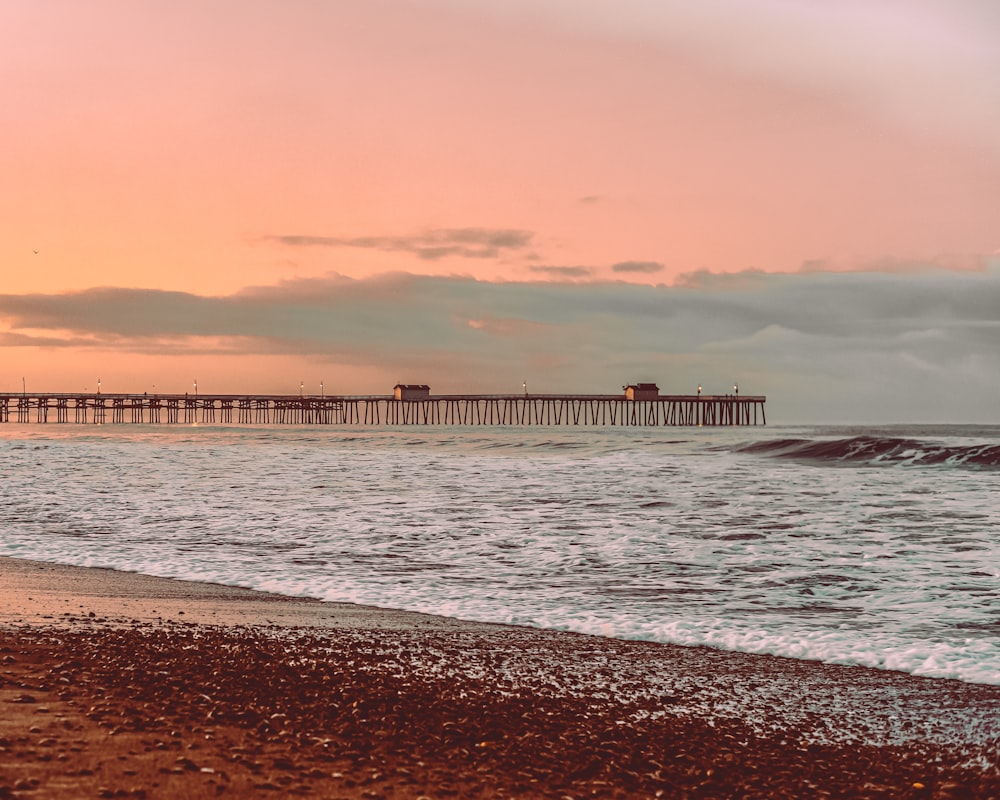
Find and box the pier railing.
[0,393,766,427]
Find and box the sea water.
[1,423,998,685]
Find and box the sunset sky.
[2,0,998,423]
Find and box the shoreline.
[2,556,999,798]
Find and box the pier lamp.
[194,380,197,397]
[320,381,324,399]
[97,378,101,396]
[734,383,739,396]
[697,385,701,396]
[300,381,304,398]
[523,381,527,396]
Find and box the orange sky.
[2,0,999,421]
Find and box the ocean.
[1,423,998,686]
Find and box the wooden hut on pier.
[394,384,431,401]
[624,383,659,401]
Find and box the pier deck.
[0,393,765,427]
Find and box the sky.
[2,0,999,423]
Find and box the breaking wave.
[737,436,1000,469]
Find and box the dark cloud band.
[2,260,999,421]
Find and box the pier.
[0,392,765,427]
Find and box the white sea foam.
[2,423,999,686]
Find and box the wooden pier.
[0,392,765,427]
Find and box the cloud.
[467,317,553,336]
[529,265,594,278]
[0,331,94,348]
[797,254,990,274]
[611,261,664,274]
[2,259,1000,422]
[265,228,535,261]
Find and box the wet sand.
[1,556,998,799]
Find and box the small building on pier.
[394,384,431,401]
[624,383,659,401]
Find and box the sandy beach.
[1,557,998,799]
